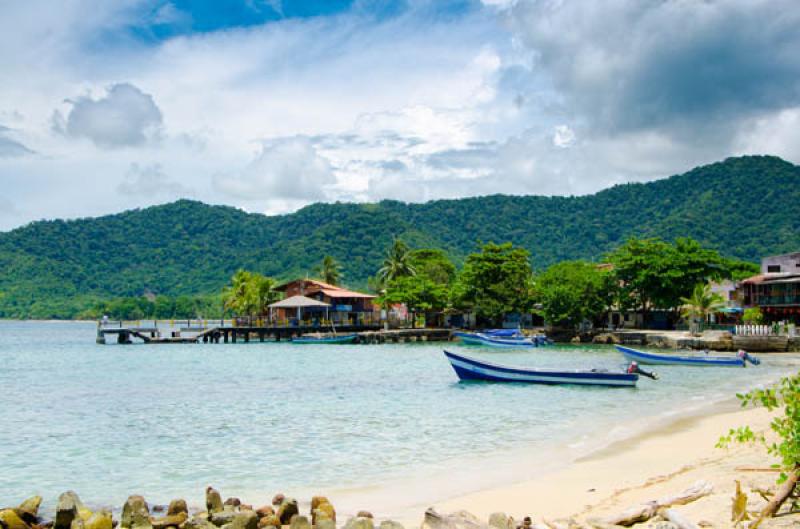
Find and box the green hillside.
[1,155,798,318]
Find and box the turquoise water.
[1,321,797,513]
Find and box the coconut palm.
[318,255,343,286]
[376,238,417,283]
[680,283,725,334]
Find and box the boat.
[615,345,760,367]
[443,350,655,387]
[453,331,536,348]
[292,333,358,344]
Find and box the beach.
[428,403,781,527]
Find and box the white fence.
[735,324,798,337]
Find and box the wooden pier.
[96,320,452,345]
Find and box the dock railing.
[734,323,798,337]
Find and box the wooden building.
[273,279,379,325]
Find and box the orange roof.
[275,278,376,298]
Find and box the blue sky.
[1,0,799,230]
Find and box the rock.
[356,512,373,520]
[224,513,257,529]
[18,496,43,524]
[150,513,187,529]
[312,503,336,525]
[289,516,310,529]
[206,489,223,515]
[570,336,581,344]
[421,509,485,529]
[0,509,31,529]
[239,507,252,513]
[210,513,238,527]
[151,508,165,515]
[270,496,284,508]
[343,517,374,529]
[185,518,215,529]
[649,523,677,529]
[316,521,335,529]
[379,522,404,529]
[488,513,511,529]
[592,333,619,345]
[223,500,240,509]
[84,512,113,529]
[72,517,85,529]
[256,516,280,529]
[55,492,83,529]
[254,507,273,519]
[121,496,151,529]
[276,499,298,526]
[309,498,330,513]
[167,501,188,517]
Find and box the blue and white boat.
[615,345,760,367]
[444,350,654,387]
[453,331,536,348]
[292,333,358,344]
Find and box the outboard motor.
[627,361,658,380]
[738,350,761,366]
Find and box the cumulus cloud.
[117,163,191,197]
[214,136,334,201]
[54,83,163,148]
[0,125,34,157]
[508,0,800,135]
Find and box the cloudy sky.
[1,0,799,231]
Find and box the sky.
[1,0,799,231]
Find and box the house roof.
[741,273,800,285]
[268,295,331,309]
[275,278,377,299]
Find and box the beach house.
[272,279,379,325]
[740,251,800,323]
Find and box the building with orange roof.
[273,278,379,325]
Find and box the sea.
[1,321,797,517]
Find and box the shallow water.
[0,321,796,513]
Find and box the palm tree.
[680,283,725,335]
[318,255,342,286]
[377,238,417,283]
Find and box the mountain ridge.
[1,154,799,318]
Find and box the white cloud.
[54,83,163,148]
[0,125,34,158]
[213,136,334,202]
[118,162,192,197]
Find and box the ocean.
[0,320,796,517]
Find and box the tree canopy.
[535,261,616,329]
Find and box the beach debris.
[167,501,187,518]
[254,507,273,520]
[54,492,83,529]
[206,489,223,515]
[604,481,713,527]
[662,509,698,529]
[732,480,751,524]
[150,512,187,529]
[256,514,280,529]
[270,496,284,508]
[312,501,335,525]
[224,512,257,529]
[357,512,374,520]
[223,500,240,509]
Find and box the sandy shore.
[424,403,781,527]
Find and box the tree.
[380,248,456,327]
[222,270,279,317]
[718,371,800,524]
[318,255,342,286]
[606,237,727,323]
[452,242,535,326]
[376,238,417,284]
[535,261,616,329]
[680,283,725,334]
[743,307,764,324]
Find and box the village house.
[740,251,800,323]
[271,279,379,326]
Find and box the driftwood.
[604,480,713,526]
[750,467,800,529]
[731,480,751,524]
[663,508,699,529]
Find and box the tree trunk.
[759,467,799,519]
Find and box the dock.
[96,320,452,345]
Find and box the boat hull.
[453,331,536,348]
[292,334,358,344]
[444,350,638,387]
[615,345,745,367]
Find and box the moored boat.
[292,333,358,344]
[615,345,760,367]
[453,331,536,348]
[444,350,655,387]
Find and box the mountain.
[1,155,799,318]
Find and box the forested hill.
[1,155,799,318]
